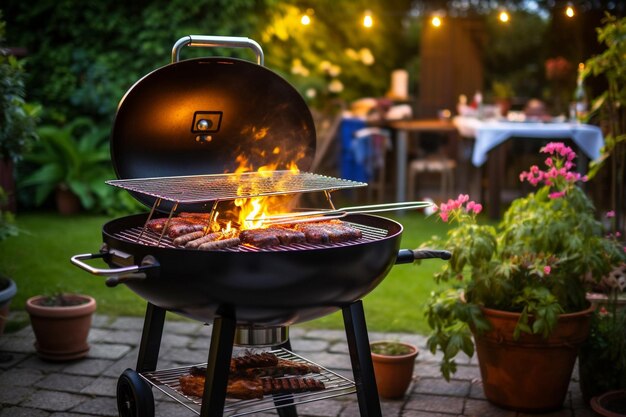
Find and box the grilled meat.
[239,228,280,247]
[237,359,321,378]
[179,374,265,400]
[239,227,306,247]
[179,373,324,400]
[294,221,362,244]
[198,237,241,251]
[230,352,279,370]
[185,232,223,249]
[168,223,205,238]
[173,230,206,247]
[262,376,324,395]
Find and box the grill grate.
[113,221,389,251]
[140,348,356,416]
[107,171,366,204]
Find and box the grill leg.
[200,315,236,417]
[343,300,382,417]
[272,339,299,417]
[136,302,166,372]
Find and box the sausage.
[198,237,241,251]
[185,232,223,249]
[172,231,205,247]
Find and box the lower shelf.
[139,348,357,416]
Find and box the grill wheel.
[117,368,155,417]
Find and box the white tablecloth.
[453,117,604,166]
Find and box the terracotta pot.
[0,276,17,337]
[370,341,419,399]
[55,186,81,215]
[473,305,594,413]
[591,390,626,417]
[25,294,96,361]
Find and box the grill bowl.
[102,213,402,326]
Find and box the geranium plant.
[424,142,626,380]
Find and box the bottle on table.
[572,62,588,123]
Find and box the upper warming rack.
[107,171,366,204]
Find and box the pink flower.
[439,211,449,222]
[549,191,566,199]
[607,210,616,218]
[543,266,551,275]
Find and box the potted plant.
[423,142,626,412]
[370,340,419,399]
[19,117,110,215]
[25,292,96,361]
[0,186,18,339]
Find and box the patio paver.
[0,313,597,416]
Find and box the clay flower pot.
[591,390,626,417]
[474,305,594,412]
[25,294,96,361]
[0,276,17,337]
[370,341,419,399]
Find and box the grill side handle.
[171,35,264,65]
[70,252,160,287]
[395,249,451,264]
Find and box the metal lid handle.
[171,35,264,65]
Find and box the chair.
[407,155,456,200]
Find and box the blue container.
[340,118,369,182]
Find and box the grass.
[0,211,449,335]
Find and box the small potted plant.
[370,340,418,399]
[422,142,626,412]
[25,292,96,361]
[0,186,19,339]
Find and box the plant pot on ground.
[475,305,594,412]
[25,293,96,361]
[370,340,419,399]
[0,275,17,337]
[422,142,626,412]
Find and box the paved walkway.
[0,312,597,417]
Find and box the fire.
[220,128,307,230]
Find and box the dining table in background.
[377,118,459,203]
[453,116,605,218]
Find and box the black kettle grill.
[71,35,450,417]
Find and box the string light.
[431,16,442,27]
[499,10,510,23]
[565,4,575,17]
[363,10,373,28]
[301,8,314,26]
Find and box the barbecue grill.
[71,35,450,417]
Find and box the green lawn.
[0,211,449,334]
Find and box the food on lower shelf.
[178,352,325,400]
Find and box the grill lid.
[111,54,316,209]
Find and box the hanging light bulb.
[499,10,510,23]
[431,16,442,27]
[363,10,373,28]
[565,4,575,18]
[301,8,314,25]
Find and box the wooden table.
[382,119,459,202]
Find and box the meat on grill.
[239,227,305,248]
[172,230,205,247]
[294,221,362,243]
[198,237,240,251]
[146,217,208,238]
[185,232,223,249]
